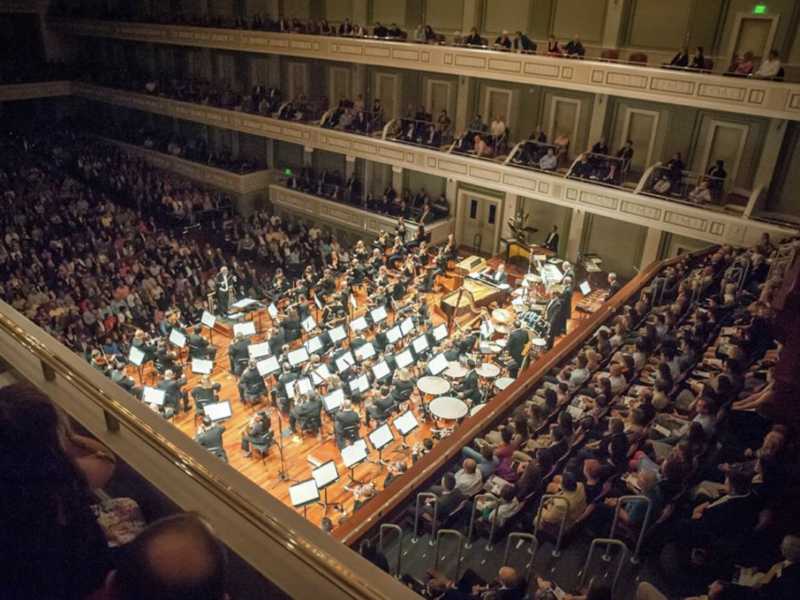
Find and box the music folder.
[200,311,216,329]
[289,478,320,508]
[168,329,186,348]
[368,423,394,451]
[128,346,146,367]
[191,359,214,375]
[142,386,165,406]
[432,323,448,341]
[288,347,310,367]
[248,342,271,359]
[204,400,232,422]
[370,305,388,324]
[428,352,448,376]
[579,280,592,295]
[256,356,280,377]
[233,321,257,337]
[312,460,340,490]
[393,410,419,436]
[341,442,368,469]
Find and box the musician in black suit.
[155,343,183,379]
[187,331,217,360]
[561,276,574,320]
[241,410,273,456]
[228,332,250,375]
[267,325,286,357]
[194,416,227,462]
[215,266,231,316]
[110,363,143,399]
[491,263,508,285]
[506,320,529,377]
[289,393,322,436]
[455,359,483,404]
[605,272,621,301]
[459,331,478,354]
[544,225,559,253]
[345,259,365,287]
[561,261,576,285]
[157,369,190,412]
[442,234,458,262]
[318,269,336,297]
[366,385,395,427]
[334,399,362,448]
[132,329,156,362]
[238,359,266,405]
[544,290,564,350]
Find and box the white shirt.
[454,469,483,496]
[755,58,781,78]
[490,120,506,137]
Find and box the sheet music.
[200,311,216,329]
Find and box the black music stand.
[312,460,346,518]
[289,478,320,519]
[271,410,298,488]
[392,410,420,453]
[341,441,368,485]
[367,423,394,472]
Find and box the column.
[303,146,314,168]
[265,139,275,171]
[352,64,367,98]
[747,118,787,217]
[565,209,586,262]
[267,56,281,87]
[454,76,472,135]
[391,165,404,192]
[587,93,609,149]
[638,227,663,271]
[231,131,241,158]
[502,192,519,242]
[461,0,479,35]
[601,0,626,48]
[345,155,357,180]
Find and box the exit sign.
[753,4,768,14]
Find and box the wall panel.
[371,0,407,27]
[325,0,353,23]
[425,0,464,32]
[483,0,529,35]
[583,214,647,280]
[628,0,693,50]
[553,0,606,44]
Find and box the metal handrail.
[412,492,438,544]
[579,538,628,593]
[533,493,572,557]
[503,532,539,583]
[465,493,500,550]
[433,529,465,582]
[607,494,652,563]
[379,523,403,577]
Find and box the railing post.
[579,538,628,593]
[533,494,571,557]
[503,533,539,584]
[379,523,403,578]
[433,529,465,582]
[465,493,493,549]
[412,492,437,544]
[607,495,652,564]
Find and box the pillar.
[303,146,314,168]
[587,94,608,151]
[392,165,404,192]
[602,0,626,48]
[638,227,663,271]
[461,0,478,36]
[352,64,367,98]
[345,155,357,180]
[266,139,275,170]
[502,192,519,244]
[565,209,587,262]
[454,76,472,135]
[752,118,787,192]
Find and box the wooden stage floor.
[131,267,588,531]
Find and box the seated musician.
[294,294,312,322]
[90,349,110,376]
[187,331,217,361]
[345,259,365,287]
[238,359,267,406]
[353,240,369,262]
[272,268,289,296]
[282,307,302,343]
[367,248,384,279]
[459,329,479,354]
[431,248,447,278]
[417,266,435,293]
[157,369,190,413]
[343,482,377,513]
[267,324,286,356]
[365,385,395,427]
[406,225,426,249]
[441,339,461,361]
[191,374,221,413]
[334,399,362,449]
[110,362,143,399]
[318,268,336,297]
[156,342,183,378]
[391,368,416,408]
[442,233,458,264]
[490,263,508,285]
[375,265,391,289]
[454,359,483,405]
[373,323,389,353]
[228,332,250,376]
[386,236,407,270]
[394,216,407,240]
[289,392,323,439]
[241,409,274,457]
[366,287,388,323]
[132,329,156,362]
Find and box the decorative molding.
[0,81,71,102]
[58,19,800,121]
[69,83,798,245]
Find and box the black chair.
[244,380,267,409]
[206,447,229,463]
[337,424,360,448]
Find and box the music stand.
[312,460,345,517]
[271,409,298,488]
[367,423,394,471]
[168,329,187,364]
[392,410,419,451]
[201,310,216,344]
[128,346,146,384]
[289,478,320,519]
[341,440,368,485]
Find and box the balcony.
[98,137,273,196]
[70,82,799,245]
[0,80,71,101]
[0,298,419,600]
[0,0,37,12]
[59,18,800,122]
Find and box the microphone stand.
[271,410,298,488]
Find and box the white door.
[459,194,501,256]
[728,14,779,62]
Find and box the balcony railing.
[0,298,421,600]
[58,19,800,122]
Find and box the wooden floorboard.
[130,268,588,530]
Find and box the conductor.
[216,266,231,317]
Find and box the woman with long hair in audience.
[0,385,112,598]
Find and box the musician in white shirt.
[492,263,508,284]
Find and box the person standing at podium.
[544,225,559,252]
[215,266,230,317]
